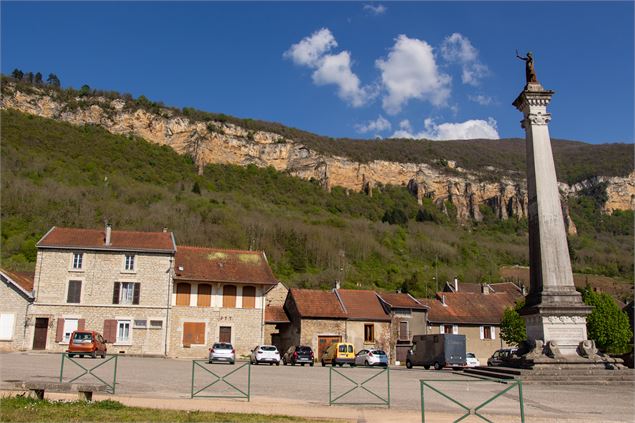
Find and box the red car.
[67,330,107,358]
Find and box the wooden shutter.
[103,319,117,343]
[242,286,256,308]
[399,321,408,340]
[183,322,205,346]
[78,319,85,331]
[67,281,81,303]
[112,282,120,304]
[491,326,496,340]
[197,284,211,307]
[132,283,140,305]
[479,326,485,340]
[219,326,232,343]
[223,285,236,308]
[55,318,65,342]
[176,283,191,306]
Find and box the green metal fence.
[329,366,390,407]
[191,361,251,400]
[59,353,118,394]
[420,375,524,423]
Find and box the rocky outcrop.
[2,83,632,227]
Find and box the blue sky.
[2,1,633,144]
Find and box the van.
[67,330,107,358]
[321,342,355,367]
[406,334,466,370]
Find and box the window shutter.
[78,319,85,331]
[197,284,212,307]
[112,282,120,304]
[55,318,65,342]
[439,324,443,334]
[479,326,484,340]
[133,283,140,305]
[491,326,496,340]
[452,325,458,334]
[223,285,237,308]
[242,286,256,309]
[103,319,117,343]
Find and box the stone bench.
[15,381,107,401]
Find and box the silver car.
[250,345,280,365]
[208,342,235,364]
[354,349,388,367]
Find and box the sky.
[2,1,634,144]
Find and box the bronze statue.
[516,50,538,84]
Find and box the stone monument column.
[513,78,592,360]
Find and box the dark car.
[487,348,518,366]
[282,345,314,366]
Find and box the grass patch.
[0,396,343,422]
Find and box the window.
[66,280,82,303]
[72,253,83,270]
[124,254,135,271]
[242,286,256,308]
[480,326,496,340]
[120,282,135,304]
[197,284,211,307]
[149,320,163,329]
[133,319,147,328]
[176,283,191,306]
[112,282,140,305]
[223,285,236,308]
[364,324,375,343]
[443,324,453,334]
[117,320,131,343]
[0,314,15,340]
[399,321,409,340]
[63,319,78,343]
[183,322,205,346]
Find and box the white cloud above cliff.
[391,117,499,140]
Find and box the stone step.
[462,368,517,380]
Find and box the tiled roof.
[265,305,290,323]
[336,289,391,321]
[289,288,347,319]
[444,281,523,296]
[418,291,519,325]
[37,227,175,252]
[376,292,428,310]
[174,246,277,285]
[0,268,34,297]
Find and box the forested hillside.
[1,110,632,298]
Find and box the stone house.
[264,282,290,351]
[28,225,176,355]
[0,268,35,351]
[419,283,524,363]
[170,246,278,358]
[375,292,428,363]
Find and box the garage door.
[396,344,411,362]
[317,336,341,359]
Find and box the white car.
[466,352,480,367]
[355,349,388,367]
[250,345,280,365]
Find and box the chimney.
[521,283,527,296]
[335,280,341,290]
[453,276,458,292]
[162,227,168,233]
[481,283,490,295]
[441,294,446,306]
[105,223,112,246]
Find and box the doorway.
[33,318,48,350]
[219,326,231,343]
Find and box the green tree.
[25,72,34,83]
[34,72,43,85]
[500,300,527,346]
[581,288,632,354]
[11,69,24,80]
[191,181,201,195]
[382,208,408,226]
[47,73,61,87]
[79,84,91,96]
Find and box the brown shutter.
[223,285,236,308]
[112,282,120,304]
[103,319,117,343]
[78,319,86,331]
[132,283,140,305]
[194,323,205,344]
[183,322,205,346]
[176,283,191,306]
[219,326,232,343]
[197,284,211,307]
[242,286,256,308]
[55,318,65,342]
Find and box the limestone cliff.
[2,83,632,229]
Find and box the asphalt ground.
[1,352,633,422]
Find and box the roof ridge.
[178,245,262,254]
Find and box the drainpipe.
[164,256,173,357]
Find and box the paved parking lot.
[1,352,633,422]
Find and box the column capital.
[513,86,555,113]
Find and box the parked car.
[487,348,517,367]
[208,342,235,364]
[321,342,355,367]
[282,345,314,366]
[466,352,480,367]
[250,345,280,365]
[406,334,466,370]
[67,330,107,358]
[355,349,388,367]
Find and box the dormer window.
[72,253,83,270]
[124,254,135,271]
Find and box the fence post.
[387,367,391,408]
[112,355,118,394]
[328,366,332,405]
[59,353,65,383]
[190,360,195,399]
[247,362,251,402]
[518,380,525,423]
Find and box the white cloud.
[440,33,489,86]
[363,3,387,15]
[376,35,451,114]
[468,94,494,106]
[285,28,374,107]
[355,115,392,134]
[390,117,499,140]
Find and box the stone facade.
[0,275,33,352]
[427,323,507,364]
[346,320,391,355]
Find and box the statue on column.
[516,50,538,85]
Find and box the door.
[219,326,232,343]
[317,336,341,360]
[33,318,49,350]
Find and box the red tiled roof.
[289,288,346,319]
[174,246,277,285]
[37,227,175,252]
[0,268,34,295]
[265,305,290,323]
[418,291,519,325]
[336,289,391,321]
[444,281,523,297]
[376,292,427,310]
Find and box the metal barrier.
[329,366,390,407]
[420,375,524,423]
[59,353,118,394]
[191,361,251,400]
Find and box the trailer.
[405,334,466,370]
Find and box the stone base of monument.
[516,338,625,369]
[462,365,635,385]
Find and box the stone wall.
[265,282,288,307]
[300,319,346,358]
[346,320,391,357]
[0,279,31,351]
[428,323,506,364]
